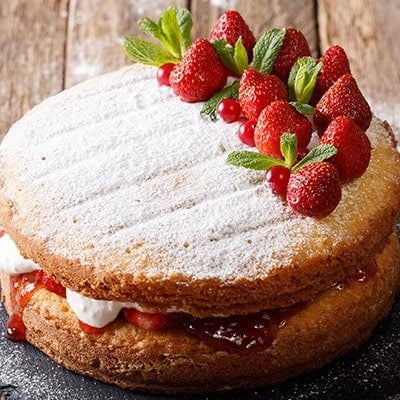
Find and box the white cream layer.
[0,233,170,328]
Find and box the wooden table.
[1,0,399,141]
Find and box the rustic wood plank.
[190,0,318,56]
[64,0,188,88]
[0,0,69,140]
[318,0,400,130]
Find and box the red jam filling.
[2,256,378,352]
[5,270,65,341]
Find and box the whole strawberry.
[169,38,228,102]
[287,161,342,218]
[311,45,351,104]
[239,68,288,121]
[313,73,372,134]
[210,10,256,59]
[254,100,312,158]
[319,116,371,183]
[272,28,311,83]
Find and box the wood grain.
[0,0,69,138]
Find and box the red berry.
[319,116,371,183]
[217,98,241,123]
[287,161,341,218]
[169,38,228,103]
[210,10,256,60]
[239,68,288,121]
[296,145,309,162]
[254,100,312,158]
[238,119,256,146]
[122,308,178,331]
[314,73,372,135]
[265,165,291,197]
[311,45,351,104]
[272,28,311,83]
[156,63,175,86]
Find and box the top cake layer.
[0,65,399,316]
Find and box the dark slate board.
[1,225,400,400]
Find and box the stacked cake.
[0,7,399,394]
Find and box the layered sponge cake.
[0,7,400,394]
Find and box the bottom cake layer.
[0,232,399,394]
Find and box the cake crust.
[1,232,398,393]
[0,65,399,316]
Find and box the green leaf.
[212,38,248,75]
[233,37,249,74]
[292,144,338,172]
[250,28,285,74]
[280,133,297,169]
[138,17,163,41]
[289,101,314,116]
[175,6,193,54]
[227,150,285,170]
[288,57,322,103]
[201,81,239,121]
[159,6,192,58]
[124,37,179,67]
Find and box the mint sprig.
[124,6,192,66]
[227,133,337,173]
[250,28,286,74]
[288,56,322,104]
[201,80,240,121]
[212,38,249,75]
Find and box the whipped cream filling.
[0,234,41,275]
[0,233,177,328]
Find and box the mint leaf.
[227,150,285,170]
[288,57,322,103]
[292,144,338,172]
[124,37,179,66]
[289,101,314,116]
[159,6,192,58]
[233,37,249,74]
[201,80,239,121]
[250,28,285,74]
[138,17,163,41]
[280,133,297,169]
[126,7,192,66]
[212,38,248,75]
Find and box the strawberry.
[210,10,256,59]
[169,38,228,102]
[311,45,351,104]
[319,116,371,183]
[254,100,312,158]
[122,308,178,331]
[313,73,372,134]
[287,161,342,218]
[238,68,288,121]
[272,28,311,83]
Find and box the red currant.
[265,166,291,197]
[156,63,175,86]
[238,120,256,147]
[217,98,241,123]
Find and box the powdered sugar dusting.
[1,66,399,286]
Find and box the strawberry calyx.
[124,6,193,66]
